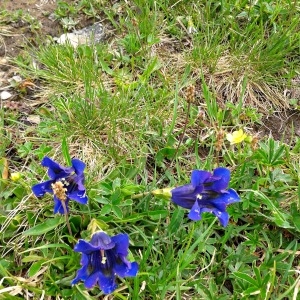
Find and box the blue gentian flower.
[171,167,240,226]
[32,156,88,214]
[72,231,139,294]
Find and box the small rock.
[12,75,23,83]
[1,90,13,100]
[8,75,23,87]
[27,115,41,124]
[55,23,105,47]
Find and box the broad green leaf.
[101,204,111,215]
[112,206,123,219]
[23,217,64,236]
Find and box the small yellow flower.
[226,129,247,145]
[11,172,21,181]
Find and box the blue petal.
[73,174,86,191]
[113,260,130,277]
[210,167,230,191]
[114,259,139,278]
[171,184,200,209]
[84,272,99,289]
[32,180,53,197]
[125,261,139,277]
[201,207,230,227]
[74,239,101,253]
[217,189,240,204]
[72,159,85,175]
[98,272,117,294]
[217,211,229,227]
[72,256,89,284]
[111,234,129,257]
[68,190,88,204]
[188,201,202,221]
[191,170,212,187]
[201,198,227,212]
[41,156,73,180]
[90,232,115,250]
[53,197,69,214]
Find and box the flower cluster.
[32,156,240,295]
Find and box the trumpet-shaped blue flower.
[72,232,139,294]
[171,167,240,226]
[32,156,88,214]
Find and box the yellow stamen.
[100,249,107,264]
[51,181,68,201]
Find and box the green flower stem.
[131,192,150,199]
[61,200,72,236]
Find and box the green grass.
[1,0,300,299]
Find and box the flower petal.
[41,156,73,179]
[32,180,53,197]
[191,170,212,187]
[111,234,129,257]
[98,272,117,294]
[53,197,69,214]
[73,174,86,191]
[188,201,202,221]
[114,259,139,278]
[72,259,89,285]
[171,184,200,208]
[72,159,86,175]
[216,211,230,227]
[68,190,88,204]
[125,261,139,277]
[201,207,230,227]
[217,189,240,204]
[90,232,115,250]
[84,272,99,289]
[210,167,230,191]
[74,239,100,253]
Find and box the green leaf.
[93,196,109,204]
[23,216,64,236]
[233,271,259,286]
[61,136,71,166]
[148,210,168,220]
[168,208,184,234]
[155,147,176,164]
[22,255,44,263]
[112,206,123,219]
[112,178,121,189]
[28,261,43,277]
[101,204,111,215]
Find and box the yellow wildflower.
[11,172,21,181]
[226,129,247,145]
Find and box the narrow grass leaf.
[61,137,71,166]
[20,243,72,253]
[233,271,259,286]
[28,261,43,277]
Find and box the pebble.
[1,90,13,100]
[55,23,105,47]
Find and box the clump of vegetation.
[1,0,300,299]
